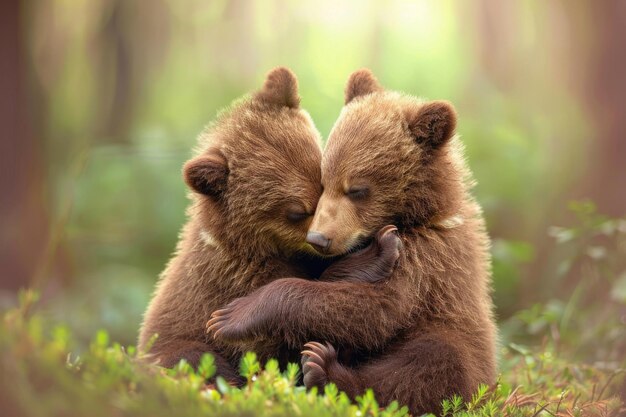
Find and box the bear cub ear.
[183,151,229,198]
[255,66,300,109]
[408,101,457,149]
[345,68,383,104]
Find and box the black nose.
[306,231,331,253]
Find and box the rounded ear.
[408,101,457,148]
[345,68,383,104]
[182,151,229,198]
[254,66,300,109]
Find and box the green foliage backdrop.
[1,1,625,414]
[10,0,603,343]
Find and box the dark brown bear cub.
[209,69,497,414]
[138,67,401,382]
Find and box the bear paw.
[320,225,402,284]
[207,295,265,342]
[301,341,339,390]
[376,225,402,264]
[357,224,402,282]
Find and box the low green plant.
[1,290,623,417]
[506,202,626,366]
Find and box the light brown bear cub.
[139,67,401,383]
[209,69,497,414]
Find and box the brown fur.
[345,68,384,104]
[138,67,324,380]
[138,67,401,381]
[209,69,497,414]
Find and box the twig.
[597,370,621,401]
[555,390,566,415]
[531,402,551,417]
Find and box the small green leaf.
[324,383,338,400]
[94,329,109,348]
[284,362,300,384]
[239,351,260,381]
[215,376,231,394]
[197,353,216,379]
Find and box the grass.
[0,291,623,417]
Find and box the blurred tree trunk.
[469,1,626,312]
[472,1,626,216]
[98,1,135,143]
[569,2,626,217]
[94,0,169,142]
[0,0,49,291]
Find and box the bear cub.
[138,67,401,383]
[207,69,497,416]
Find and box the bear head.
[184,67,323,256]
[306,69,466,256]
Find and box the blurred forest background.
[1,0,625,364]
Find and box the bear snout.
[306,231,332,254]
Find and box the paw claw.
[301,349,324,364]
[206,316,221,329]
[210,309,225,318]
[204,295,266,342]
[304,341,325,351]
[377,224,398,239]
[301,341,340,390]
[304,361,324,373]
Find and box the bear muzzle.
[305,231,332,254]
